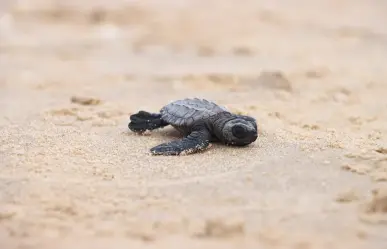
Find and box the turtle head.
[221,115,258,146]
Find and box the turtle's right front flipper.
[150,128,211,156]
[128,111,169,133]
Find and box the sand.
[1,0,387,248]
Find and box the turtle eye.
[232,125,247,139]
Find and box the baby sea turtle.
[128,98,258,155]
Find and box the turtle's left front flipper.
[150,128,211,156]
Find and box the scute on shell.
[160,98,228,127]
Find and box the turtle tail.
[128,111,168,133]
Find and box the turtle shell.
[160,98,228,127]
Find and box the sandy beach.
[1,0,387,248]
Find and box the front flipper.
[150,128,211,156]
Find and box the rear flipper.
[150,128,211,156]
[128,111,168,133]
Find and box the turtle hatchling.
[128,98,258,155]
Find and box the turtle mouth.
[225,131,258,146]
[251,131,258,141]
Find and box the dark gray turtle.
[128,98,258,155]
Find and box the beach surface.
[1,0,387,248]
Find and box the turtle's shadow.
[156,127,183,139]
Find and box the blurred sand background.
[1,0,387,248]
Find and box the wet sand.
[1,0,387,248]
